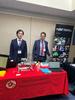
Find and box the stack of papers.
[40,68,52,74]
[0,70,6,77]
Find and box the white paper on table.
[70,64,75,67]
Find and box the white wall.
[0,13,31,57]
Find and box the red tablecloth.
[0,67,69,100]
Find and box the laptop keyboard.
[49,68,62,72]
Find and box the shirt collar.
[40,39,45,42]
[17,38,22,41]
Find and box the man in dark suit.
[33,32,50,62]
[9,29,27,64]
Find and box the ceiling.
[0,0,75,19]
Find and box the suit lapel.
[20,40,24,49]
[15,39,18,47]
[38,40,40,54]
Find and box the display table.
[0,67,68,100]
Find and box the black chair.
[7,59,17,68]
[0,54,9,57]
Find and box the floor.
[33,93,75,100]
[22,93,75,100]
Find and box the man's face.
[17,31,24,39]
[40,33,46,40]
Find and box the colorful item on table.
[40,68,52,74]
[40,62,49,68]
[0,70,6,77]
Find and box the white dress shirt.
[17,38,22,46]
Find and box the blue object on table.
[40,68,52,74]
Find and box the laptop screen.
[48,62,60,68]
[0,56,8,69]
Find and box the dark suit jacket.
[9,38,27,62]
[32,39,50,60]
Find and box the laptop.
[48,62,62,72]
[0,54,19,69]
